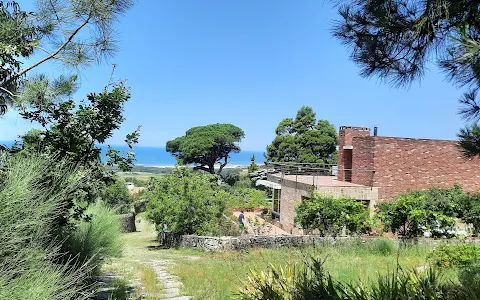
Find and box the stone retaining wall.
[158,232,480,252]
[159,233,349,251]
[119,213,136,233]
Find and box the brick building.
[338,126,480,201]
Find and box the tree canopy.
[12,80,140,224]
[0,0,133,114]
[266,106,337,163]
[332,0,480,157]
[166,123,245,174]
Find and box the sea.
[1,141,265,166]
[100,145,266,167]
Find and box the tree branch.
[0,86,17,97]
[15,15,92,79]
[216,156,228,175]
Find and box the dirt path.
[99,215,193,300]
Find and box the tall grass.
[0,155,91,299]
[65,202,124,275]
[236,256,480,300]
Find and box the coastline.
[134,164,249,169]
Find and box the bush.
[101,178,133,213]
[146,167,228,235]
[294,194,369,236]
[458,193,480,235]
[0,155,91,299]
[429,244,480,267]
[383,192,457,238]
[377,186,467,237]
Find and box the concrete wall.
[276,179,310,234]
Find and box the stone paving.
[97,216,193,300]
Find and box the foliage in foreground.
[64,202,123,275]
[332,0,480,157]
[0,155,91,299]
[236,257,480,300]
[0,0,133,114]
[12,81,140,226]
[146,168,228,235]
[295,194,368,236]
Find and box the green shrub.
[380,186,466,237]
[0,155,91,299]
[101,178,133,213]
[458,193,480,235]
[429,244,480,267]
[295,194,369,236]
[146,167,228,235]
[65,202,123,275]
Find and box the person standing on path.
[238,211,245,229]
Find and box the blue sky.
[1,0,468,151]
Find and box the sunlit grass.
[161,241,458,300]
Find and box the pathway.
[98,215,193,300]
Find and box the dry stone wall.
[159,233,321,251]
[158,233,480,252]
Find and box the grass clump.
[65,202,124,275]
[0,155,91,299]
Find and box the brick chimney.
[337,126,370,182]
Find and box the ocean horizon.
[104,145,266,166]
[1,141,266,166]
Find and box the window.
[273,189,281,214]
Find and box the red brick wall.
[338,126,370,181]
[351,136,375,186]
[354,137,480,201]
